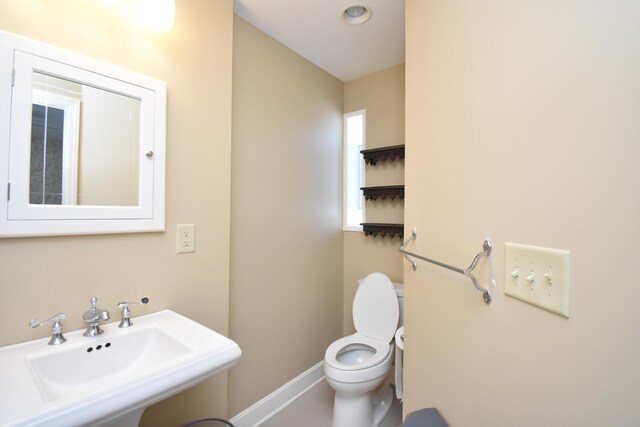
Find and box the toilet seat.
[325,333,391,371]
[325,273,399,373]
[352,272,399,343]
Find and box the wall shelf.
[361,223,404,238]
[361,185,404,201]
[360,144,405,166]
[360,144,405,239]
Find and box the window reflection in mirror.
[30,72,142,207]
[30,104,65,204]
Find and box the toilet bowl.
[324,272,400,427]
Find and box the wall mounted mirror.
[0,31,166,237]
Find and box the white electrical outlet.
[504,242,570,318]
[176,224,196,254]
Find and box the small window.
[343,110,365,231]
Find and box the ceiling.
[233,0,405,82]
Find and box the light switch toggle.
[510,270,519,278]
[504,242,571,318]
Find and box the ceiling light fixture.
[341,4,372,25]
[133,0,176,32]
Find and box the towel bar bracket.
[398,228,493,305]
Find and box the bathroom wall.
[0,1,234,425]
[404,0,640,425]
[343,65,405,335]
[229,16,344,416]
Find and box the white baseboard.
[229,361,325,427]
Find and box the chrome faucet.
[117,297,150,328]
[83,297,111,337]
[29,313,67,345]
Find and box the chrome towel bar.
[399,228,493,305]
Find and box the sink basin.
[0,310,241,426]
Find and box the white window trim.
[31,89,81,205]
[343,109,365,232]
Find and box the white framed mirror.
[0,31,166,237]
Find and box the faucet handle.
[117,297,149,328]
[117,297,149,309]
[29,313,67,345]
[29,312,66,328]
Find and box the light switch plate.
[504,242,570,318]
[176,224,196,254]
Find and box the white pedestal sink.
[0,310,241,426]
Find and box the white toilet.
[324,272,401,427]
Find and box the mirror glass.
[30,72,141,207]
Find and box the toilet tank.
[357,277,404,327]
[392,281,404,327]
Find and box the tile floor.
[259,379,403,427]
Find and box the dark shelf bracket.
[361,185,404,201]
[360,144,405,166]
[361,223,404,238]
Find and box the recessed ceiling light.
[341,4,372,25]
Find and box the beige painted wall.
[229,16,344,416]
[404,1,640,425]
[0,0,233,425]
[343,65,405,335]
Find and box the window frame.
[343,109,366,232]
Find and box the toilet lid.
[353,272,399,343]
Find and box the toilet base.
[372,385,393,427]
[331,384,393,427]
